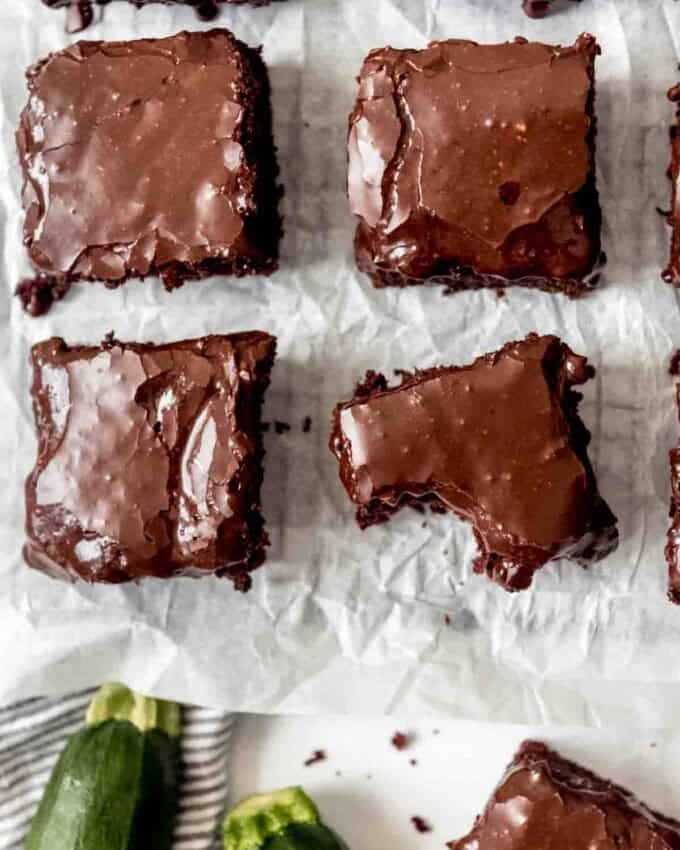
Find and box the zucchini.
[224,787,346,850]
[25,683,181,850]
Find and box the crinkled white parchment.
[2,0,680,728]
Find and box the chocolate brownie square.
[348,35,602,296]
[24,332,276,589]
[16,29,281,315]
[449,741,680,850]
[330,334,618,592]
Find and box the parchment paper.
[2,0,680,728]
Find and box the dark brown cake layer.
[16,29,281,314]
[449,741,680,850]
[25,332,276,590]
[330,334,618,592]
[348,35,602,296]
[42,1,277,34]
[664,85,680,288]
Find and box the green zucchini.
[224,787,346,850]
[25,683,181,850]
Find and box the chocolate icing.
[16,29,281,312]
[41,0,276,33]
[330,334,617,592]
[348,35,602,295]
[449,741,680,850]
[25,332,276,588]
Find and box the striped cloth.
[0,689,233,850]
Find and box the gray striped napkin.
[0,689,233,850]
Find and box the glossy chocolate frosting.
[449,741,680,850]
[25,332,276,589]
[330,334,617,592]
[16,29,280,310]
[348,35,602,294]
[41,0,276,34]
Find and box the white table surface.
[229,714,680,850]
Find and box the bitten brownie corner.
[16,28,282,314]
[347,34,602,296]
[330,334,618,593]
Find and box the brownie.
[16,29,281,315]
[348,35,603,297]
[449,741,680,850]
[24,332,276,589]
[663,85,680,288]
[42,1,277,34]
[330,334,618,592]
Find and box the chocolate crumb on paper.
[304,749,327,766]
[391,731,411,750]
[411,816,432,834]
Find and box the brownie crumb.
[444,614,451,626]
[102,331,117,350]
[274,420,291,434]
[16,274,70,317]
[410,758,418,766]
[411,816,432,834]
[304,750,327,767]
[233,572,253,594]
[496,289,506,299]
[302,416,312,433]
[670,350,680,377]
[391,731,412,750]
[335,770,342,777]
